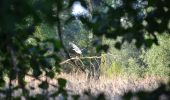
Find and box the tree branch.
[59,56,101,65]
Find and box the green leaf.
[122,91,133,100]
[96,44,109,52]
[18,74,27,87]
[96,93,106,100]
[33,68,42,77]
[115,42,121,49]
[72,94,80,100]
[145,39,153,48]
[46,71,55,79]
[38,81,49,89]
[58,78,67,88]
[0,78,5,88]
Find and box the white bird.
[69,42,82,55]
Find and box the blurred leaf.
[58,78,67,88]
[0,78,5,88]
[123,91,133,100]
[18,73,27,87]
[96,44,109,52]
[38,81,49,89]
[72,94,80,100]
[115,42,121,49]
[33,67,42,77]
[145,39,154,48]
[96,93,106,100]
[46,71,55,79]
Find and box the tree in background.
[143,34,170,77]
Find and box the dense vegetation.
[0,0,170,99]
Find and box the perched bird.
[69,42,82,57]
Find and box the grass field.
[0,71,169,100]
[56,73,168,100]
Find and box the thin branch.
[94,58,100,69]
[65,62,75,68]
[77,58,85,66]
[60,56,101,65]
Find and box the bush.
[101,34,170,78]
[102,61,122,77]
[126,57,146,78]
[143,34,170,77]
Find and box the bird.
[68,42,83,71]
[68,42,82,57]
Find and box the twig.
[60,56,101,65]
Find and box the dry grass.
[55,73,168,100]
[1,73,168,100]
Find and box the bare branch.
[60,56,101,65]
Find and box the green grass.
[101,56,170,79]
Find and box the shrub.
[143,34,170,77]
